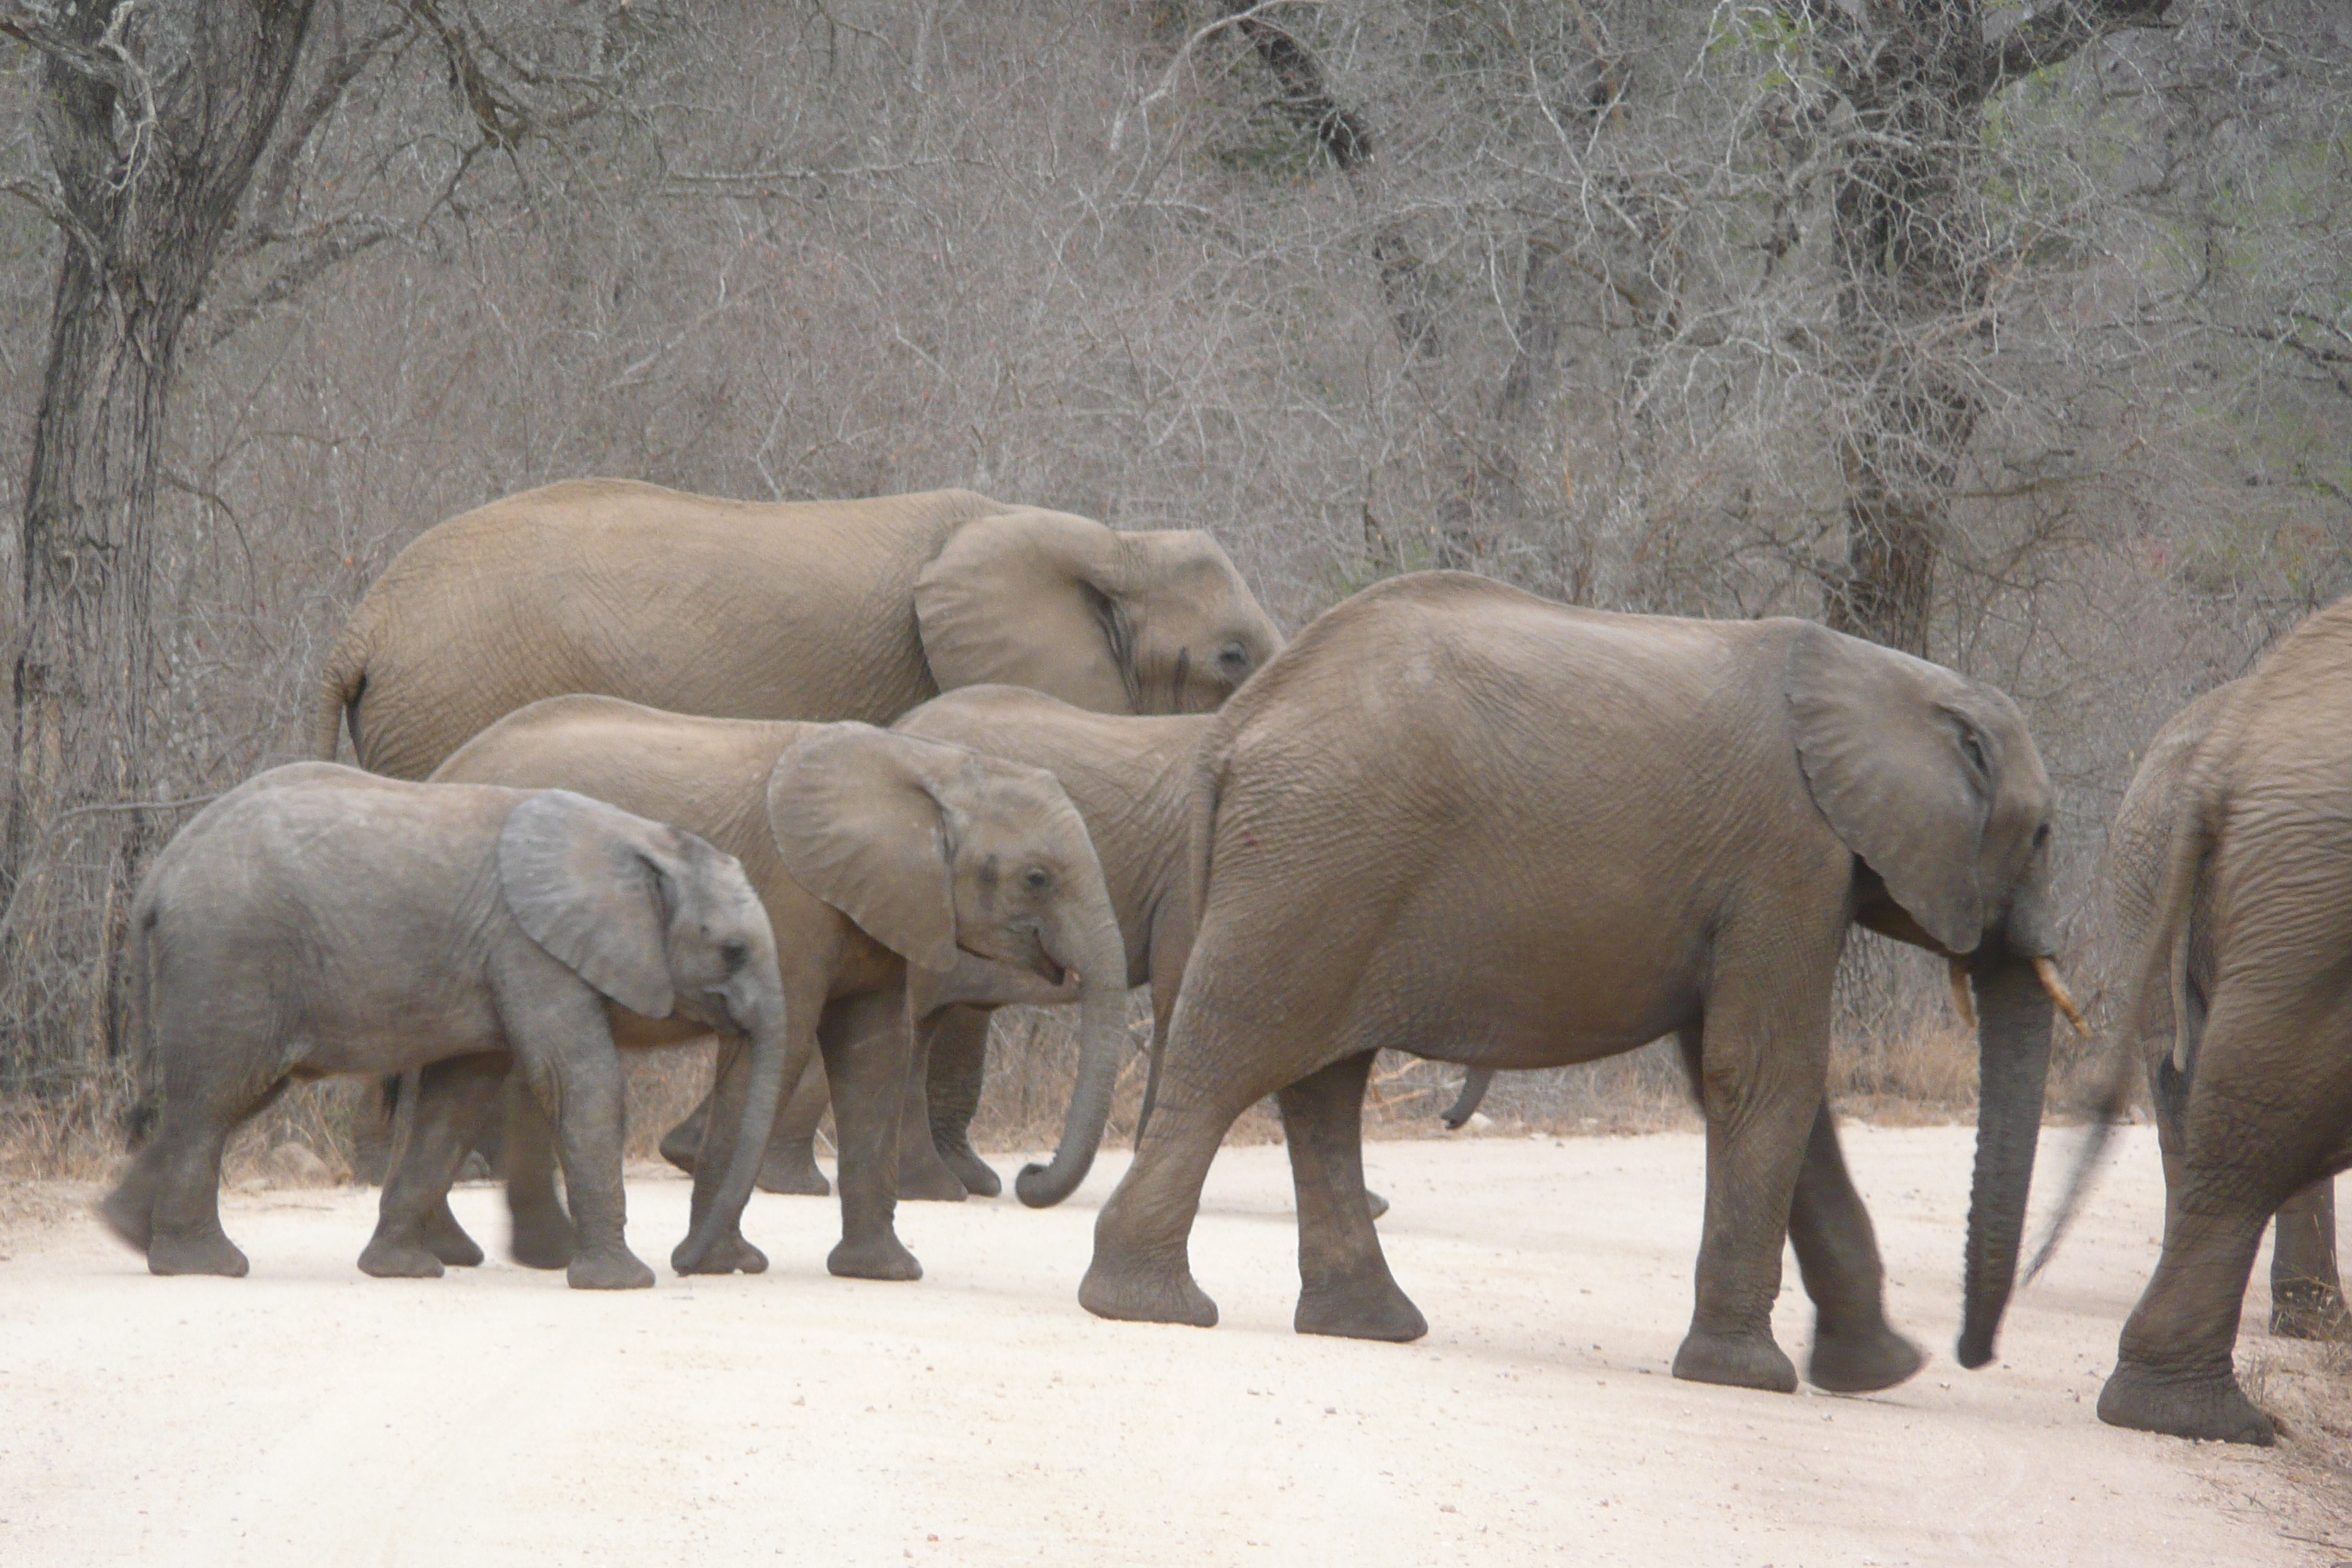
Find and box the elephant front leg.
[2269,1180,2348,1340]
[1785,1099,1926,1392]
[819,987,924,1281]
[675,1034,774,1276]
[657,1053,834,1196]
[512,1013,653,1291]
[1673,993,1832,1395]
[1281,1051,1425,1341]
[361,1053,505,1278]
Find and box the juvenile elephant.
[98,765,788,1289]
[312,482,1283,780]
[2104,682,2345,1348]
[2091,599,2352,1444]
[1083,573,2081,1400]
[392,696,1131,1281]
[661,685,1210,1206]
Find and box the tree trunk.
[1,2,318,1093]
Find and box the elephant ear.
[913,508,1138,714]
[764,724,961,971]
[1786,625,1990,955]
[497,790,677,1019]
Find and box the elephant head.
[913,508,1282,715]
[497,789,792,1273]
[1785,626,2075,1370]
[764,725,1132,1206]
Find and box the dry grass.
[2237,1334,2352,1534]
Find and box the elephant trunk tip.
[1014,1156,1089,1209]
[1955,1322,1997,1371]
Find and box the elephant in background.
[312,481,1284,780]
[99,765,788,1289]
[399,696,1131,1282]
[1084,573,2083,1402]
[2083,600,2352,1444]
[2104,681,2345,1345]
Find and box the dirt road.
[0,1125,2329,1567]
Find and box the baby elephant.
[97,764,791,1289]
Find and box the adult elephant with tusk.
[377,696,1131,1284]
[311,481,1283,781]
[1082,573,2078,1398]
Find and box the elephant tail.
[310,617,372,764]
[1185,731,1229,945]
[2024,772,2220,1283]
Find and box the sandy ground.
[0,1124,2337,1568]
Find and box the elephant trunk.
[674,990,794,1270]
[1014,903,1133,1209]
[1955,946,2055,1369]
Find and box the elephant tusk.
[1947,959,1976,1032]
[2032,957,2091,1038]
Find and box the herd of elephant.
[90,478,2352,1450]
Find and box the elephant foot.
[672,1231,769,1277]
[2098,1360,2275,1445]
[657,1117,703,1176]
[1673,1328,1798,1394]
[828,1232,924,1282]
[1079,1256,1219,1327]
[507,1205,577,1270]
[756,1139,832,1198]
[897,1150,970,1204]
[423,1202,484,1268]
[1807,1317,1926,1394]
[1295,1277,1428,1342]
[2270,1286,2351,1341]
[942,1145,1002,1199]
[357,1232,447,1279]
[148,1227,250,1278]
[96,1186,153,1252]
[567,1245,657,1291]
[1365,1191,1390,1221]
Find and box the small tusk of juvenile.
[1948,959,1977,1031]
[2032,957,2091,1037]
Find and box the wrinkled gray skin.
[2105,681,2345,1353]
[657,684,1395,1219]
[98,765,789,1290]
[1083,574,2070,1401]
[2086,603,2352,1444]
[391,698,1130,1282]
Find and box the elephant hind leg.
[143,1066,290,1278]
[1082,998,1305,1330]
[1785,1098,1924,1392]
[361,1053,505,1278]
[1282,1050,1425,1342]
[2269,1180,2347,1340]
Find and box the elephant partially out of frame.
[312,481,1283,780]
[99,765,790,1289]
[2104,681,2345,1349]
[1082,573,2084,1401]
[395,696,1131,1282]
[2085,598,2352,1444]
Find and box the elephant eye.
[720,942,749,973]
[2033,823,2051,848]
[1218,643,1250,670]
[1023,867,1052,892]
